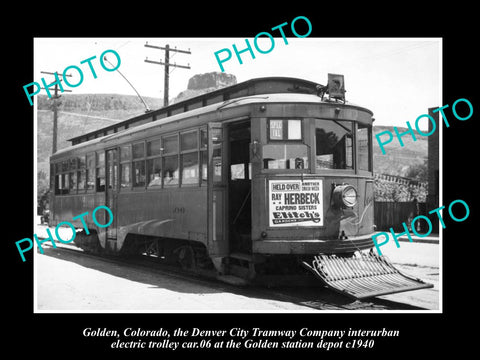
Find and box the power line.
[144,42,191,106]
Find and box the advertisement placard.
[269,179,323,227]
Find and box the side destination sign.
[269,180,323,227]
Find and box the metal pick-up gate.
[302,251,433,299]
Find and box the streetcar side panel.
[115,187,208,249]
[49,101,252,256]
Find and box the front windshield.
[315,119,353,170]
[261,118,369,172]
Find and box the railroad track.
[37,241,428,311]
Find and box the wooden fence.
[374,201,428,232]
[373,173,427,189]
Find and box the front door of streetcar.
[227,120,252,254]
[207,121,253,260]
[207,123,227,258]
[105,148,118,247]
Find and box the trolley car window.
[133,160,146,187]
[120,145,131,162]
[181,131,198,151]
[62,173,69,194]
[69,171,77,193]
[181,152,199,185]
[357,123,372,171]
[50,164,55,192]
[315,119,353,170]
[147,139,161,156]
[96,167,105,191]
[55,158,85,194]
[211,127,223,183]
[69,158,77,170]
[96,152,105,166]
[107,150,118,190]
[86,153,94,168]
[200,129,208,184]
[180,131,200,186]
[163,155,179,186]
[147,158,162,187]
[161,134,179,186]
[163,135,178,154]
[77,155,86,192]
[55,174,62,195]
[132,142,145,159]
[78,155,86,169]
[96,152,105,192]
[120,145,132,190]
[200,129,208,149]
[78,169,86,191]
[201,150,208,183]
[120,163,131,188]
[86,153,95,190]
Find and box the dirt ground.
[34,221,440,312]
[35,248,313,312]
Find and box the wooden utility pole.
[144,42,191,107]
[40,71,72,154]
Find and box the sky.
[33,37,441,129]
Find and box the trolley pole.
[144,42,191,107]
[40,71,72,154]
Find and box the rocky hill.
[172,72,237,104]
[188,72,237,90]
[372,125,428,177]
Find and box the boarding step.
[302,251,433,299]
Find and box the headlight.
[333,184,358,208]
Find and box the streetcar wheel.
[175,245,196,270]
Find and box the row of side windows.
[53,128,208,195]
[53,154,97,195]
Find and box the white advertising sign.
[269,179,323,227]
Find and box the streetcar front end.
[249,97,376,257]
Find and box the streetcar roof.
[67,77,373,146]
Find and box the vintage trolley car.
[49,76,431,298]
